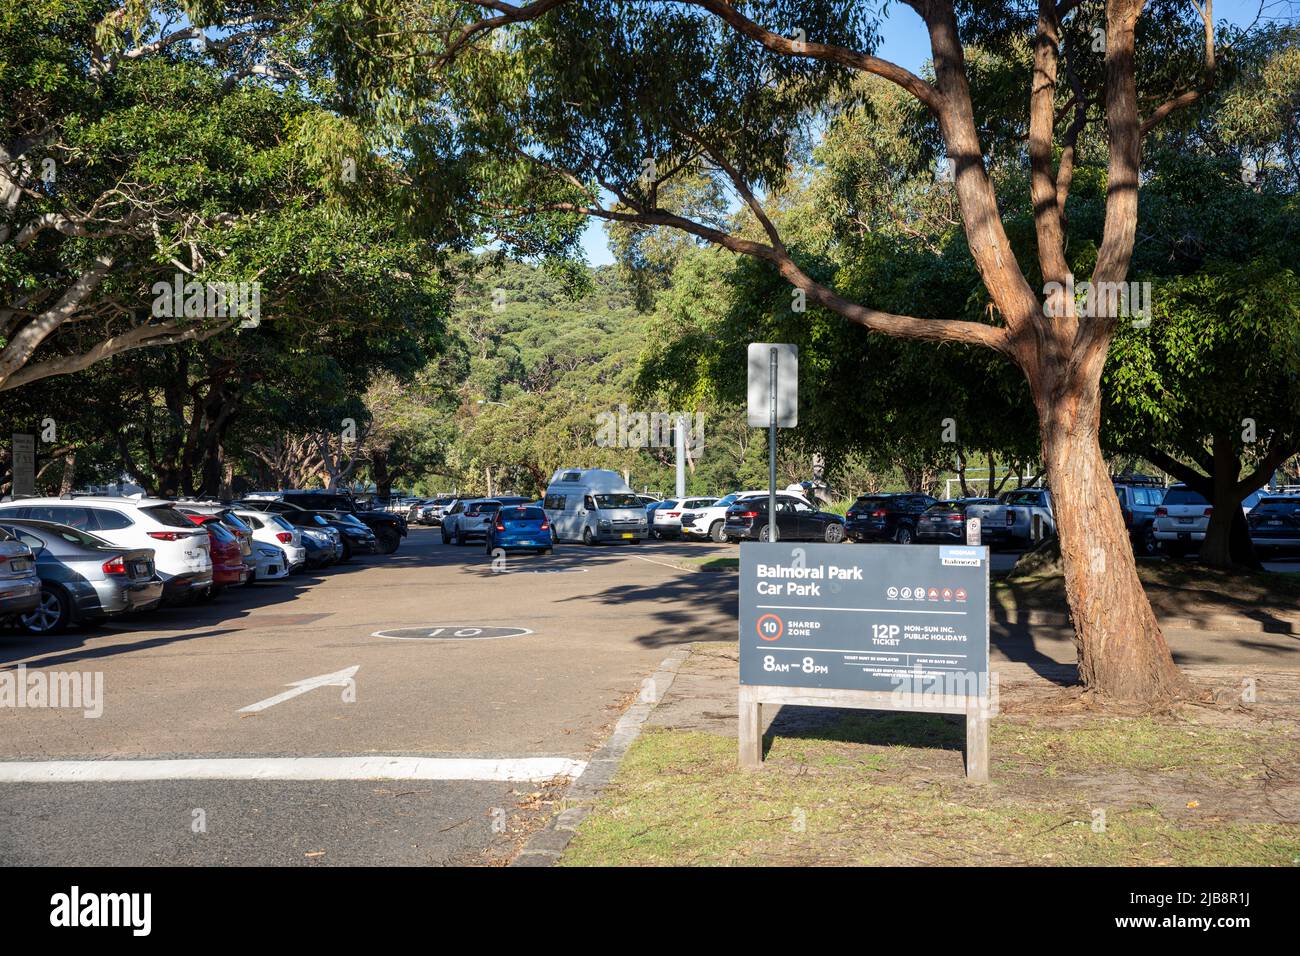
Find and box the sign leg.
[965,698,989,783]
[739,687,763,768]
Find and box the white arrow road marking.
[0,756,587,783]
[238,666,359,713]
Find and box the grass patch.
[560,719,1300,867]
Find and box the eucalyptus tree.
[301,0,1259,702]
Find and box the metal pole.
[675,414,686,500]
[769,347,778,543]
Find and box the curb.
[994,608,1300,635]
[510,643,693,867]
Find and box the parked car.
[915,498,996,544]
[680,490,812,543]
[243,490,407,554]
[485,504,554,555]
[966,488,1055,549]
[176,503,257,583]
[240,504,342,567]
[0,519,161,633]
[1112,476,1166,556]
[189,515,249,595]
[844,493,938,544]
[422,497,463,526]
[1247,496,1300,556]
[723,495,846,543]
[651,497,719,539]
[443,497,529,545]
[0,497,212,605]
[1153,484,1213,557]
[0,525,42,624]
[231,509,307,572]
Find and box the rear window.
[1163,487,1210,506]
[1254,499,1300,515]
[1004,491,1042,506]
[853,496,891,510]
[503,507,546,521]
[142,505,196,529]
[925,502,961,514]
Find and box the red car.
[185,514,248,594]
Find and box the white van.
[543,469,648,545]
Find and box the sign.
[966,516,981,546]
[746,343,797,427]
[738,542,992,780]
[372,625,533,641]
[10,434,35,497]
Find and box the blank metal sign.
[746,343,798,427]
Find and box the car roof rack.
[1111,473,1164,485]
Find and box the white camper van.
[543,468,649,545]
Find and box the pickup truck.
[965,488,1055,549]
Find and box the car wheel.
[441,527,450,545]
[454,529,465,546]
[709,520,726,543]
[20,587,71,635]
[1137,525,1158,557]
[377,529,400,555]
[543,547,553,555]
[582,527,595,546]
[758,524,772,542]
[340,541,353,562]
[895,526,914,545]
[824,523,845,543]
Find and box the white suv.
[0,496,212,602]
[232,509,307,573]
[1153,484,1213,556]
[680,490,811,542]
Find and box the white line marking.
[238,666,359,713]
[626,553,692,571]
[0,756,587,784]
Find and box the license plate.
[1178,517,1194,524]
[184,549,198,558]
[621,533,634,539]
[9,558,30,572]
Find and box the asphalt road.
[0,528,734,865]
[1,527,1294,865]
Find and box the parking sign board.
[746,343,797,427]
[739,541,992,779]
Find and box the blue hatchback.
[485,505,554,554]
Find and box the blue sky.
[580,0,1281,266]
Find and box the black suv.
[844,493,938,544]
[244,491,407,554]
[1112,475,1165,557]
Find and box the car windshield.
[714,494,739,507]
[593,494,642,509]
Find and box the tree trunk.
[1039,386,1189,703]
[59,451,76,495]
